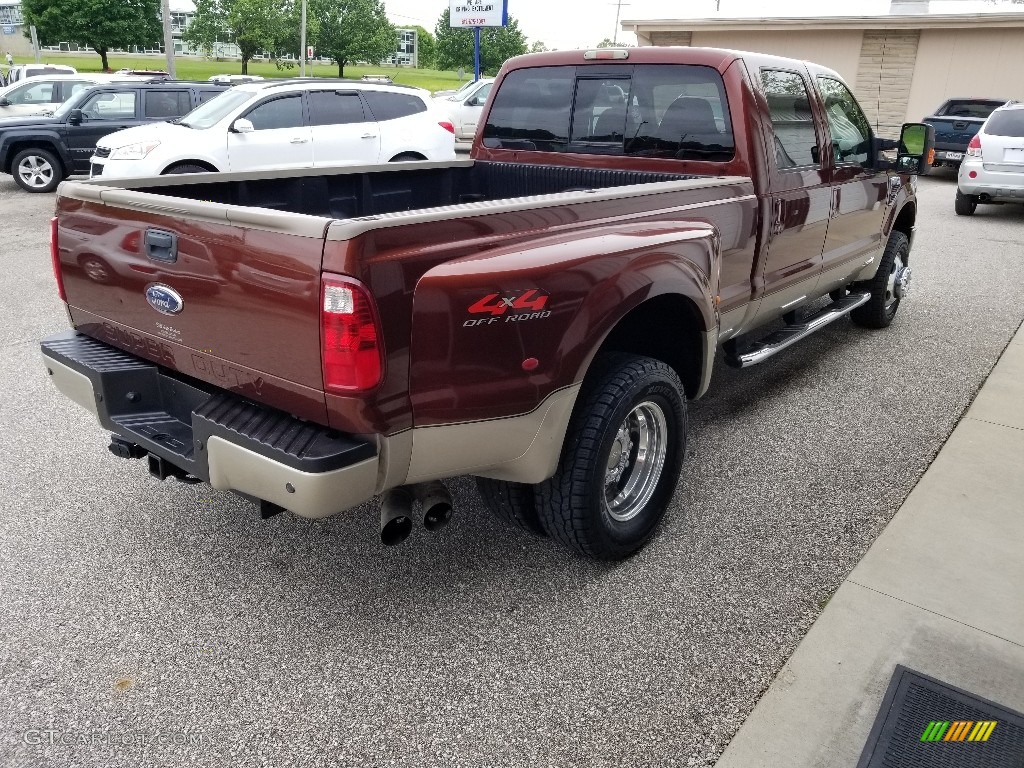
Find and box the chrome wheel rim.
[17,155,54,189]
[885,253,906,310]
[82,259,109,282]
[604,400,668,522]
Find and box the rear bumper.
[958,161,1024,200]
[40,330,380,519]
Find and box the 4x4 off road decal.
[463,290,552,327]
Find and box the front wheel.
[12,147,63,193]
[163,163,212,175]
[851,230,910,329]
[536,353,687,560]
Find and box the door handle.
[361,133,377,139]
[289,137,308,144]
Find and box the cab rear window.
[482,64,734,161]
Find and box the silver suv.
[956,101,1024,216]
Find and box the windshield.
[179,89,251,129]
[51,86,94,118]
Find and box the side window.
[14,81,55,104]
[244,95,304,130]
[144,90,191,119]
[197,89,223,104]
[760,70,820,170]
[467,82,492,105]
[69,82,93,98]
[816,77,872,165]
[308,90,367,126]
[361,91,427,121]
[482,66,573,151]
[80,91,138,120]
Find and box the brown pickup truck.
[40,48,933,560]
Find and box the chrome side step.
[724,292,871,369]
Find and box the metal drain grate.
[857,665,1024,767]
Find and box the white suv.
[89,79,457,179]
[956,101,1024,216]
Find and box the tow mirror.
[896,122,935,175]
[68,108,83,125]
[231,117,254,134]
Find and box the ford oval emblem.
[145,283,184,315]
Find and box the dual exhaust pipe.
[379,481,453,546]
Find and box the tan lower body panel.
[405,384,581,485]
[206,436,380,520]
[43,357,99,416]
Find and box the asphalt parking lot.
[1,169,1022,768]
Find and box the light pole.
[161,0,176,77]
[300,0,307,77]
[611,1,631,45]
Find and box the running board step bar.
[724,292,871,369]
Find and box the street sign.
[307,46,314,59]
[449,1,509,28]
[2,25,14,35]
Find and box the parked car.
[42,47,933,560]
[955,100,1024,215]
[6,63,77,84]
[208,74,264,85]
[0,80,227,192]
[114,69,169,78]
[0,74,151,118]
[88,79,456,179]
[432,77,494,142]
[432,79,480,99]
[923,97,1008,170]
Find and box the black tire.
[851,230,909,329]
[163,163,212,175]
[388,152,426,162]
[536,353,687,560]
[475,477,546,537]
[11,147,63,193]
[954,190,977,216]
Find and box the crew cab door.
[455,81,492,139]
[753,69,831,323]
[226,92,313,172]
[307,89,381,166]
[66,89,140,173]
[815,76,888,290]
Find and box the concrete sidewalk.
[716,323,1024,767]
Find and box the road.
[1,169,1022,767]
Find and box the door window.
[760,70,820,170]
[9,80,55,104]
[80,91,138,120]
[308,91,367,126]
[816,77,872,165]
[244,95,304,130]
[144,90,191,118]
[362,91,426,121]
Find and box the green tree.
[21,0,161,72]
[597,38,616,48]
[183,0,294,74]
[310,0,396,78]
[411,25,436,69]
[434,8,527,75]
[529,40,549,53]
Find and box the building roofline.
[622,11,1024,33]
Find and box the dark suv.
[0,80,226,192]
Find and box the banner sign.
[450,0,509,28]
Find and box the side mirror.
[896,122,935,175]
[0,98,9,107]
[231,117,254,134]
[68,108,83,125]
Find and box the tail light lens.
[967,134,982,157]
[50,216,67,302]
[439,121,455,134]
[320,274,384,393]
[120,231,141,252]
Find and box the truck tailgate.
[55,189,331,424]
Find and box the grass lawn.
[6,53,470,94]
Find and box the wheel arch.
[4,137,69,175]
[889,199,916,261]
[161,159,219,174]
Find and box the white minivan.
[89,79,457,179]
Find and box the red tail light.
[120,231,141,253]
[439,121,455,134]
[320,274,384,393]
[50,217,67,302]
[967,133,982,157]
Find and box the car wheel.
[79,255,113,284]
[388,152,426,162]
[163,163,212,175]
[851,230,910,329]
[12,147,63,193]
[954,190,977,216]
[536,353,686,560]
[475,477,546,536]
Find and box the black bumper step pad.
[857,665,1024,768]
[41,331,375,478]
